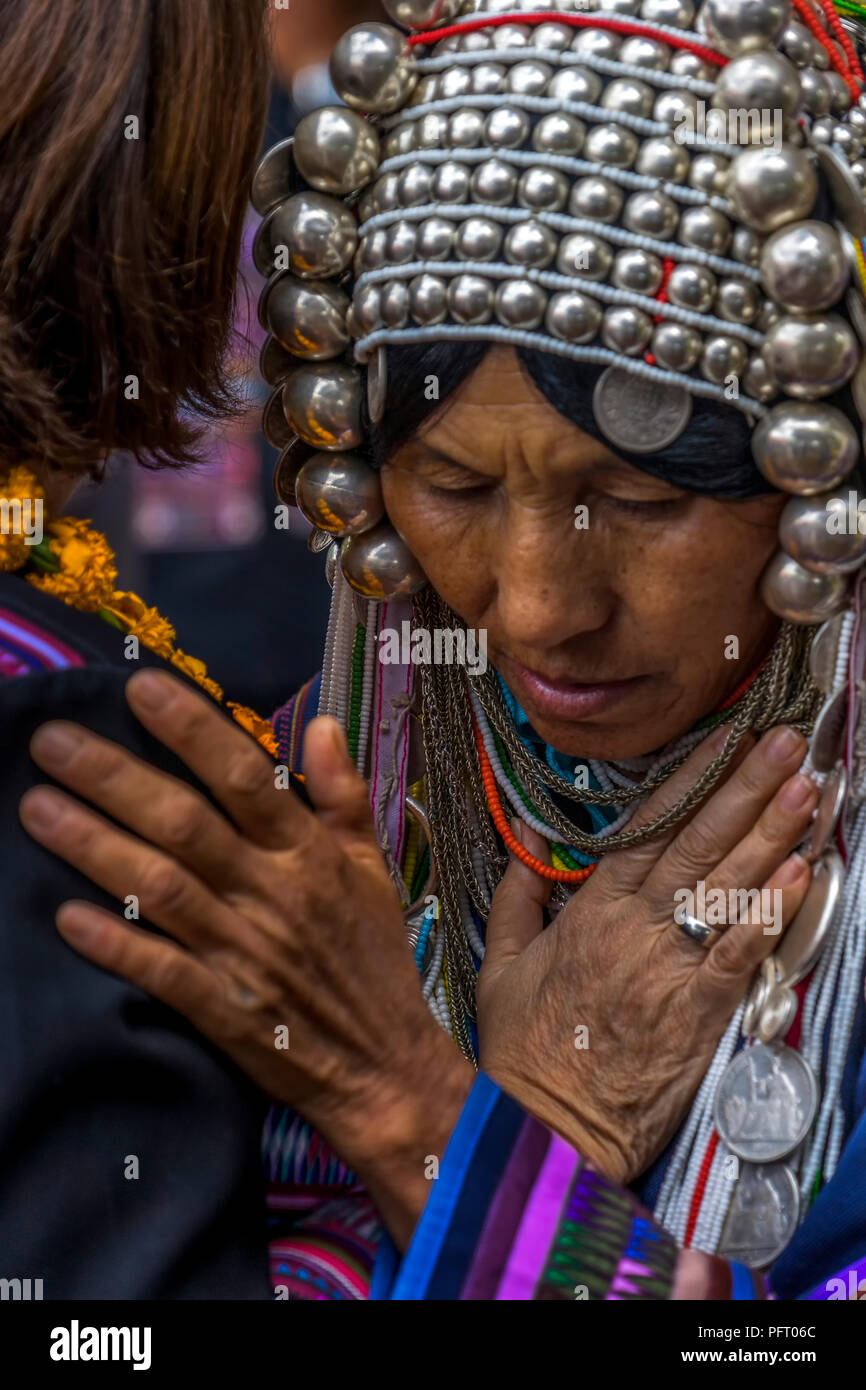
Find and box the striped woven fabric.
[0,605,85,676]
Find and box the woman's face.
[381,345,785,760]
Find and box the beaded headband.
[253,0,866,623]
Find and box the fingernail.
[31,723,83,765]
[776,852,808,886]
[129,670,173,710]
[56,903,97,945]
[765,726,802,763]
[21,788,63,830]
[779,773,814,812]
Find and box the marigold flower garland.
[0,468,277,757]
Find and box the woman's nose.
[493,511,614,650]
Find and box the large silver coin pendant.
[718,1162,800,1269]
[714,1042,818,1163]
[592,366,692,454]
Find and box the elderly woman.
[11,0,866,1301]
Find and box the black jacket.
[0,575,272,1299]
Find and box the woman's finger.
[29,721,246,892]
[480,822,551,1001]
[19,786,240,951]
[301,717,379,852]
[592,723,751,898]
[125,669,308,849]
[640,726,809,911]
[697,770,818,909]
[55,899,220,1025]
[686,852,812,1024]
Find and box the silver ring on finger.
[678,913,724,951]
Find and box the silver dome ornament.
[408,74,439,107]
[484,107,532,149]
[731,225,763,267]
[293,107,380,196]
[354,283,383,335]
[267,276,351,362]
[264,384,299,451]
[760,221,849,313]
[780,491,866,573]
[371,172,400,214]
[814,144,866,237]
[490,23,531,50]
[409,273,449,325]
[398,163,434,207]
[534,21,574,49]
[635,136,690,182]
[678,205,732,254]
[253,209,280,278]
[330,24,416,114]
[532,112,586,155]
[415,112,450,149]
[716,277,762,324]
[260,336,297,388]
[667,262,717,312]
[367,346,387,426]
[831,124,864,160]
[380,0,463,28]
[340,523,426,602]
[518,167,570,212]
[283,362,364,452]
[780,19,817,66]
[851,160,866,188]
[702,0,790,56]
[570,176,624,224]
[417,216,456,260]
[471,159,518,205]
[556,232,614,280]
[448,274,495,324]
[545,290,603,343]
[800,66,832,116]
[251,138,297,217]
[471,61,507,96]
[809,115,836,144]
[612,247,664,295]
[355,229,389,275]
[713,52,802,130]
[269,193,358,280]
[606,0,641,13]
[763,314,858,398]
[508,61,553,97]
[584,124,639,168]
[701,334,749,383]
[548,66,603,105]
[759,299,783,332]
[433,161,471,203]
[573,29,622,60]
[752,401,860,493]
[621,36,671,70]
[641,0,695,26]
[743,354,778,403]
[258,269,286,333]
[385,220,418,265]
[825,69,854,116]
[601,78,655,119]
[495,279,548,329]
[273,436,313,507]
[601,305,654,355]
[439,66,472,99]
[650,321,703,370]
[456,216,503,261]
[669,50,713,80]
[726,146,818,233]
[356,187,378,224]
[688,152,730,195]
[296,452,385,537]
[653,89,699,127]
[760,551,849,622]
[448,106,485,146]
[504,220,557,268]
[624,190,680,240]
[380,281,410,329]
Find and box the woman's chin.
[520,698,691,763]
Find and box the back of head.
[0,0,270,475]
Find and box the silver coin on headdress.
[592,367,693,453]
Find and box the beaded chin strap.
[255,0,866,625]
[253,1,866,1269]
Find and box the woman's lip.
[508,661,647,721]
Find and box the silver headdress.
[253,0,866,621]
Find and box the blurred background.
[73,0,384,716]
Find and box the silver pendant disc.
[718,1162,800,1269]
[808,615,845,694]
[714,1042,818,1162]
[811,687,848,773]
[592,367,692,454]
[806,762,847,861]
[816,146,866,237]
[776,848,843,987]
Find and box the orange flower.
[228,702,279,758]
[105,591,177,659]
[170,649,224,703]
